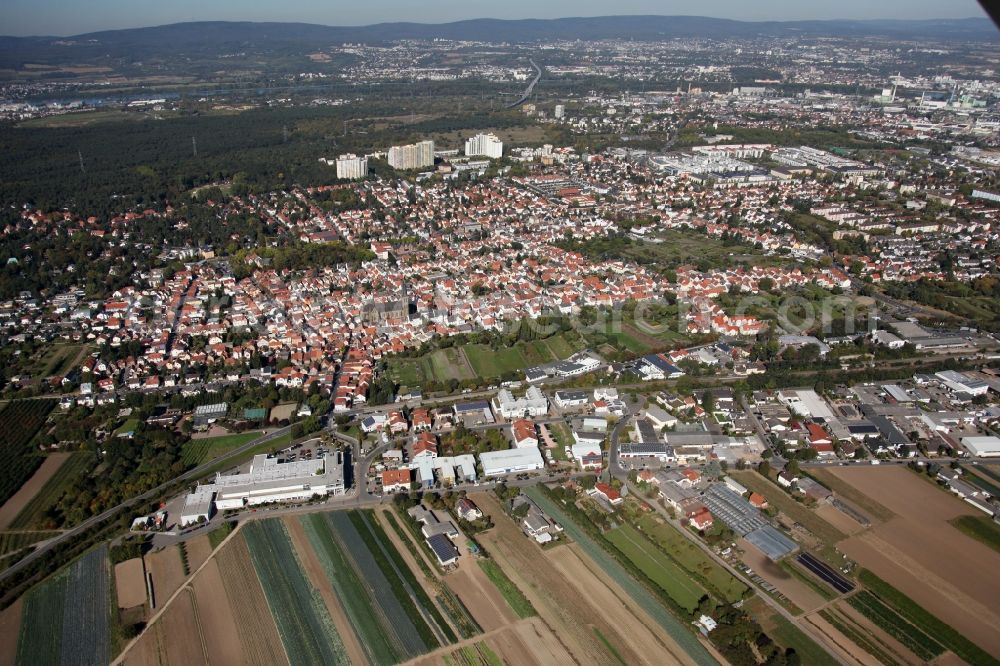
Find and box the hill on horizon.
[2,14,997,47]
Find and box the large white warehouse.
[181,451,346,525]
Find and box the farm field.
[826,466,1000,656]
[949,514,1000,553]
[14,545,111,666]
[811,601,924,666]
[7,451,91,530]
[180,431,263,466]
[409,618,571,666]
[0,453,72,530]
[243,520,349,664]
[0,400,56,507]
[212,532,289,665]
[742,596,840,666]
[143,545,187,610]
[476,559,536,619]
[114,558,147,609]
[0,530,61,559]
[375,508,498,636]
[0,598,22,666]
[807,468,895,523]
[632,512,749,603]
[122,529,289,666]
[284,517,369,664]
[300,510,454,664]
[473,491,708,666]
[31,343,87,377]
[604,524,706,611]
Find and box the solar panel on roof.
[427,533,458,563]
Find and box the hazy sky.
[3,0,990,37]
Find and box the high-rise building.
[388,140,435,170]
[464,133,503,159]
[554,104,565,119]
[335,153,368,180]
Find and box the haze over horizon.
[2,0,990,37]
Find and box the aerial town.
[0,8,999,666]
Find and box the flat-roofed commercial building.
[183,451,346,519]
[962,436,1000,458]
[479,447,544,477]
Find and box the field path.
[284,516,369,666]
[454,347,477,380]
[402,617,561,665]
[0,453,71,530]
[113,522,247,665]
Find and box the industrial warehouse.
[181,450,346,525]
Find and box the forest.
[0,102,540,214]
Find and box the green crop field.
[0,399,56,506]
[197,433,292,476]
[389,357,425,386]
[464,344,529,378]
[301,510,448,664]
[858,569,1000,666]
[15,545,111,666]
[10,452,92,529]
[847,591,943,661]
[751,599,840,666]
[477,558,536,619]
[301,514,403,665]
[605,524,706,611]
[949,514,1000,554]
[541,334,576,359]
[181,431,263,467]
[243,520,349,665]
[389,333,583,385]
[959,466,1000,496]
[0,530,61,557]
[633,514,748,603]
[430,348,476,381]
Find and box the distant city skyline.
[2,0,990,37]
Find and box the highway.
[507,58,541,108]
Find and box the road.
[507,58,541,108]
[0,426,290,582]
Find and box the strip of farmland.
[243,520,349,665]
[301,512,405,664]
[14,545,110,666]
[214,533,290,666]
[348,510,458,643]
[524,486,717,666]
[326,511,442,653]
